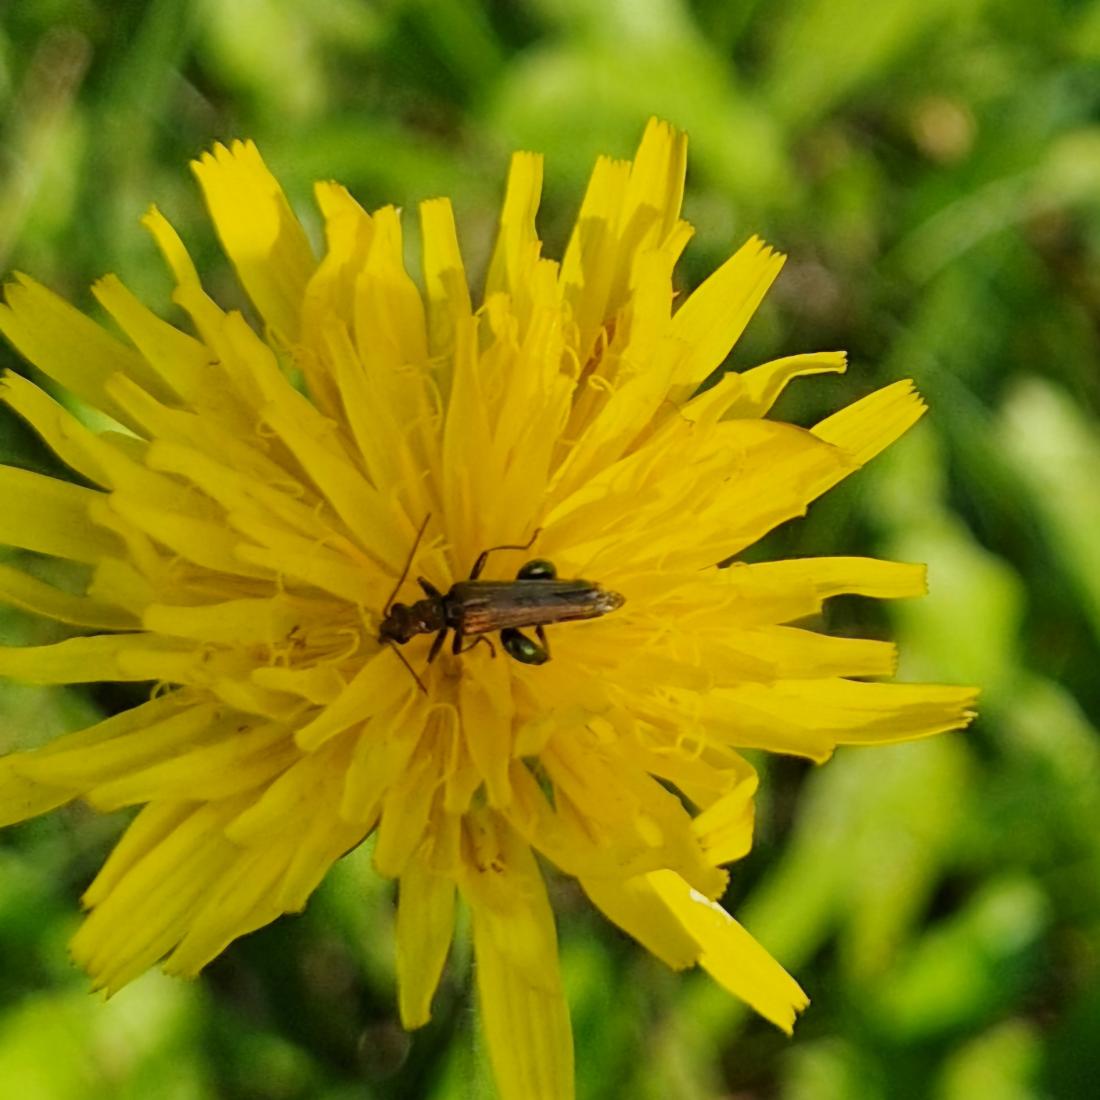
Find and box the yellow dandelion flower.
[0,120,975,1099]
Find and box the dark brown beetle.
[379,517,624,685]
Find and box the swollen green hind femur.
[501,627,550,664]
[517,559,556,580]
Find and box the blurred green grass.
[1,1,1099,1097]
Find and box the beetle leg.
[536,624,551,658]
[417,576,442,598]
[428,627,448,663]
[469,528,543,579]
[458,635,497,659]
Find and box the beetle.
[378,515,624,686]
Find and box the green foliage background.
[1,1,1099,1097]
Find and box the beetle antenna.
[388,641,427,694]
[384,512,432,615]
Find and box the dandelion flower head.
[0,120,976,1099]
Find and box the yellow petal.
[339,697,424,824]
[459,655,515,807]
[15,698,222,789]
[580,873,700,970]
[372,746,439,879]
[730,556,928,603]
[0,274,149,427]
[648,869,809,1034]
[300,181,374,416]
[275,779,364,910]
[440,317,495,563]
[0,465,119,563]
[73,798,245,993]
[323,318,433,522]
[143,436,323,543]
[1,372,115,486]
[86,722,295,810]
[761,679,979,746]
[621,117,688,260]
[168,783,367,974]
[690,773,757,865]
[669,236,786,389]
[164,846,289,976]
[295,649,414,751]
[462,813,574,1100]
[235,536,381,605]
[0,755,74,826]
[739,626,898,680]
[396,854,456,1028]
[105,372,256,476]
[1,372,195,505]
[87,558,158,616]
[485,150,544,308]
[731,351,848,418]
[139,207,248,384]
[91,274,209,405]
[560,154,632,360]
[80,801,189,907]
[507,760,619,878]
[143,597,300,647]
[0,562,137,630]
[354,205,429,373]
[543,733,726,899]
[225,740,339,844]
[250,665,346,706]
[813,378,926,466]
[258,394,409,572]
[0,634,197,685]
[420,197,471,358]
[191,140,316,340]
[106,492,268,580]
[700,679,978,762]
[207,677,303,722]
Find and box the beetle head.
[379,602,416,644]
